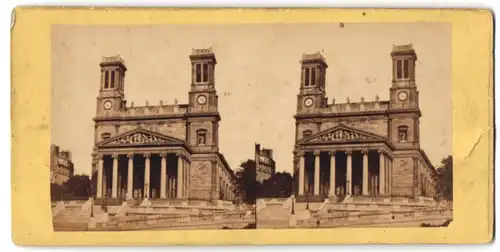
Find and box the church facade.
[293,44,437,201]
[91,48,235,203]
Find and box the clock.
[197,95,207,105]
[304,97,314,107]
[103,100,112,110]
[398,91,408,101]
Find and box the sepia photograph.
[50,23,453,232]
[253,23,453,229]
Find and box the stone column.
[362,149,369,196]
[379,149,386,196]
[144,153,151,198]
[328,151,336,197]
[177,154,183,199]
[313,151,320,195]
[112,154,118,198]
[160,153,167,199]
[127,153,134,199]
[298,152,305,196]
[97,155,103,198]
[346,150,352,195]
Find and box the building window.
[398,125,408,142]
[110,71,115,88]
[403,59,410,79]
[396,59,411,80]
[195,63,209,83]
[396,60,402,79]
[311,68,316,86]
[202,63,209,82]
[304,68,310,86]
[104,71,109,88]
[303,130,313,138]
[101,132,111,140]
[197,129,207,145]
[196,64,202,83]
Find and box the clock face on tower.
[304,97,314,107]
[196,95,207,105]
[398,91,408,101]
[103,100,112,110]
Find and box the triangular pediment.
[301,124,386,144]
[97,128,185,147]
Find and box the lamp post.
[291,194,295,215]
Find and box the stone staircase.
[257,203,291,229]
[52,200,90,231]
[256,196,452,229]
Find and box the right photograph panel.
[256,22,452,229]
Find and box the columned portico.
[94,150,191,201]
[296,147,393,199]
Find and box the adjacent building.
[50,144,75,185]
[293,44,437,201]
[255,143,276,183]
[91,48,236,203]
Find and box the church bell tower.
[388,44,421,148]
[188,48,218,113]
[297,52,328,112]
[96,55,127,116]
[187,48,220,152]
[389,44,418,110]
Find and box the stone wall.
[189,159,213,200]
[391,156,415,196]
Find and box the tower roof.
[301,52,328,68]
[391,43,417,59]
[99,55,127,70]
[189,47,217,64]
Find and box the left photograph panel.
[50,25,256,231]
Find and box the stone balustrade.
[97,102,219,119]
[94,211,256,230]
[296,208,453,228]
[299,100,390,115]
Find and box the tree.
[434,155,453,201]
[232,159,258,204]
[50,183,63,201]
[258,172,293,198]
[51,174,92,200]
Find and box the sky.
[51,23,451,175]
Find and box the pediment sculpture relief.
[309,128,374,142]
[109,132,167,145]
